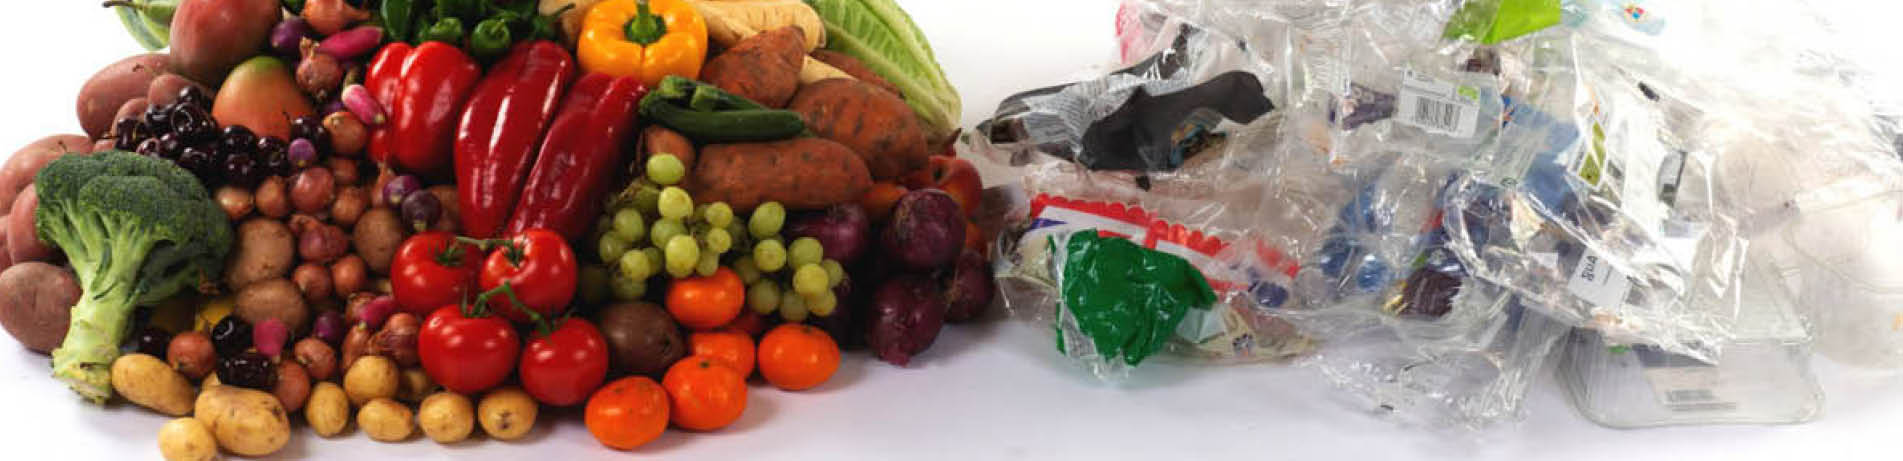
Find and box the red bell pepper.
[455,41,577,239]
[366,41,481,176]
[506,73,647,241]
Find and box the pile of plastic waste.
[969,0,1903,429]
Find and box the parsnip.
[799,56,854,83]
[691,0,825,51]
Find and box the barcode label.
[1395,70,1479,138]
[1636,347,1737,413]
[1664,389,1716,403]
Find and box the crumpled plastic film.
[1051,231,1217,376]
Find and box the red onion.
[270,17,316,56]
[381,174,421,206]
[312,311,347,346]
[288,138,319,169]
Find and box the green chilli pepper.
[470,18,513,60]
[419,17,466,45]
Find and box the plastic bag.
[1278,0,1517,170]
[1556,252,1821,427]
[1307,288,1568,430]
[1437,31,1750,363]
[972,1,1283,173]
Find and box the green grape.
[704,202,735,228]
[748,202,786,238]
[658,186,694,220]
[779,288,809,322]
[650,218,686,248]
[611,275,646,301]
[632,185,662,216]
[646,154,687,185]
[788,237,824,269]
[665,235,700,278]
[734,256,762,284]
[597,233,632,265]
[595,215,614,235]
[619,250,654,280]
[820,260,846,287]
[705,228,733,254]
[642,248,664,274]
[695,250,719,277]
[807,290,838,317]
[578,266,611,306]
[690,203,709,224]
[612,208,646,243]
[747,281,781,314]
[753,239,787,272]
[793,264,829,297]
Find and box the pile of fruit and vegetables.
[2,0,985,457]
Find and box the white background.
[3,1,1903,460]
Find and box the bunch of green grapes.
[585,154,845,321]
[589,154,742,301]
[734,227,848,323]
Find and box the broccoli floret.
[35,151,230,403]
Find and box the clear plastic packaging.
[972,1,1285,173]
[1306,287,1569,430]
[980,0,1315,382]
[1438,33,1748,362]
[1556,253,1821,427]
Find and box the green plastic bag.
[1055,231,1217,368]
[1443,0,1563,45]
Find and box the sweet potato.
[789,79,928,180]
[77,53,171,138]
[702,26,806,108]
[0,134,91,216]
[812,50,900,97]
[688,138,871,212]
[641,125,696,169]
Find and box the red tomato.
[418,305,520,394]
[520,318,610,406]
[391,232,481,315]
[480,229,578,323]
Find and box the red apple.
[900,156,982,219]
[860,181,909,223]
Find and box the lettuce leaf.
[808,0,962,143]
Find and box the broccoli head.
[35,151,231,402]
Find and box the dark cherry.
[170,105,215,143]
[224,153,261,188]
[216,352,277,390]
[141,104,173,132]
[176,147,218,181]
[134,138,164,157]
[154,133,184,160]
[131,327,172,357]
[218,125,259,156]
[177,85,212,110]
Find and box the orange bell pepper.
[578,0,708,87]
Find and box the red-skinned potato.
[7,185,53,263]
[76,53,169,138]
[0,135,91,216]
[213,56,315,141]
[0,262,81,354]
[169,0,280,84]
